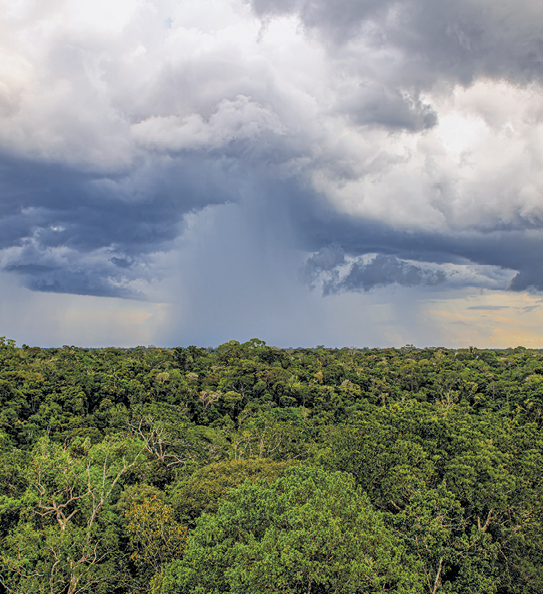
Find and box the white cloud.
[307,79,543,233]
[131,95,286,150]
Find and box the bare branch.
[431,558,444,594]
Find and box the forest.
[0,336,542,594]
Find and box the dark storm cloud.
[24,272,141,299]
[0,151,244,296]
[300,247,446,294]
[332,255,446,293]
[336,85,438,132]
[3,140,538,299]
[298,243,346,283]
[250,0,543,85]
[295,204,543,292]
[1,0,543,313]
[0,151,247,249]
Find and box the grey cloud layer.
[250,0,543,84]
[296,208,542,292]
[0,151,242,296]
[0,0,543,303]
[300,246,447,294]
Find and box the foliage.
[0,434,145,594]
[160,465,422,594]
[170,458,294,526]
[0,339,543,593]
[125,495,187,574]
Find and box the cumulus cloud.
[132,95,286,151]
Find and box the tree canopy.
[0,338,542,593]
[161,465,422,594]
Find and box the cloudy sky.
[1,0,543,348]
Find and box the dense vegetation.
[0,336,542,593]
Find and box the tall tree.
[159,465,422,594]
[0,435,145,594]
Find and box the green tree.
[170,458,294,526]
[0,435,145,594]
[228,406,310,461]
[125,495,187,591]
[160,465,422,594]
[394,484,499,594]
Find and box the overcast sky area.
[1,0,543,348]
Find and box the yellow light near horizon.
[423,291,543,349]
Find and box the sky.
[1,0,543,348]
